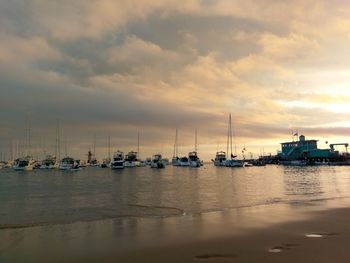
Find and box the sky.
[1,0,350,161]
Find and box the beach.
[2,199,350,263]
[82,201,350,263]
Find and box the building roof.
[281,140,318,145]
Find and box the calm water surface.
[1,165,350,262]
[1,165,350,226]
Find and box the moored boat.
[150,154,165,168]
[124,151,138,167]
[212,151,227,166]
[13,156,36,171]
[59,157,80,171]
[40,155,57,169]
[111,151,124,169]
[179,156,190,166]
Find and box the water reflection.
[2,165,350,227]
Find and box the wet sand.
[84,203,350,263]
[2,200,350,263]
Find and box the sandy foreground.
[88,203,350,263]
[2,200,350,263]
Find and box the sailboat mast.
[195,128,197,152]
[28,117,31,156]
[176,128,178,157]
[56,119,61,161]
[229,113,233,159]
[137,131,140,159]
[108,135,111,160]
[174,128,178,157]
[93,134,96,157]
[65,136,68,157]
[227,115,229,157]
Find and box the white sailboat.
[172,128,180,166]
[100,136,111,168]
[189,128,201,167]
[225,114,245,168]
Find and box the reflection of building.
[277,135,350,163]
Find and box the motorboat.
[40,155,57,169]
[111,151,125,169]
[150,154,165,168]
[13,156,36,171]
[189,151,201,167]
[124,151,138,167]
[212,151,227,166]
[59,157,80,171]
[179,156,190,166]
[100,158,110,168]
[172,156,180,166]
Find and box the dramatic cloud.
[1,0,350,160]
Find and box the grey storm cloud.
[1,0,350,160]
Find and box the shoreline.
[2,199,350,262]
[87,201,350,263]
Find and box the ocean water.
[1,165,350,227]
[1,165,350,262]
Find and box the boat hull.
[225,160,245,167]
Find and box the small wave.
[126,204,185,214]
[2,196,350,230]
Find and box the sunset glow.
[1,0,350,160]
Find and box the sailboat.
[13,117,36,171]
[89,134,99,167]
[100,136,111,168]
[189,128,201,167]
[172,128,180,166]
[225,114,245,167]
